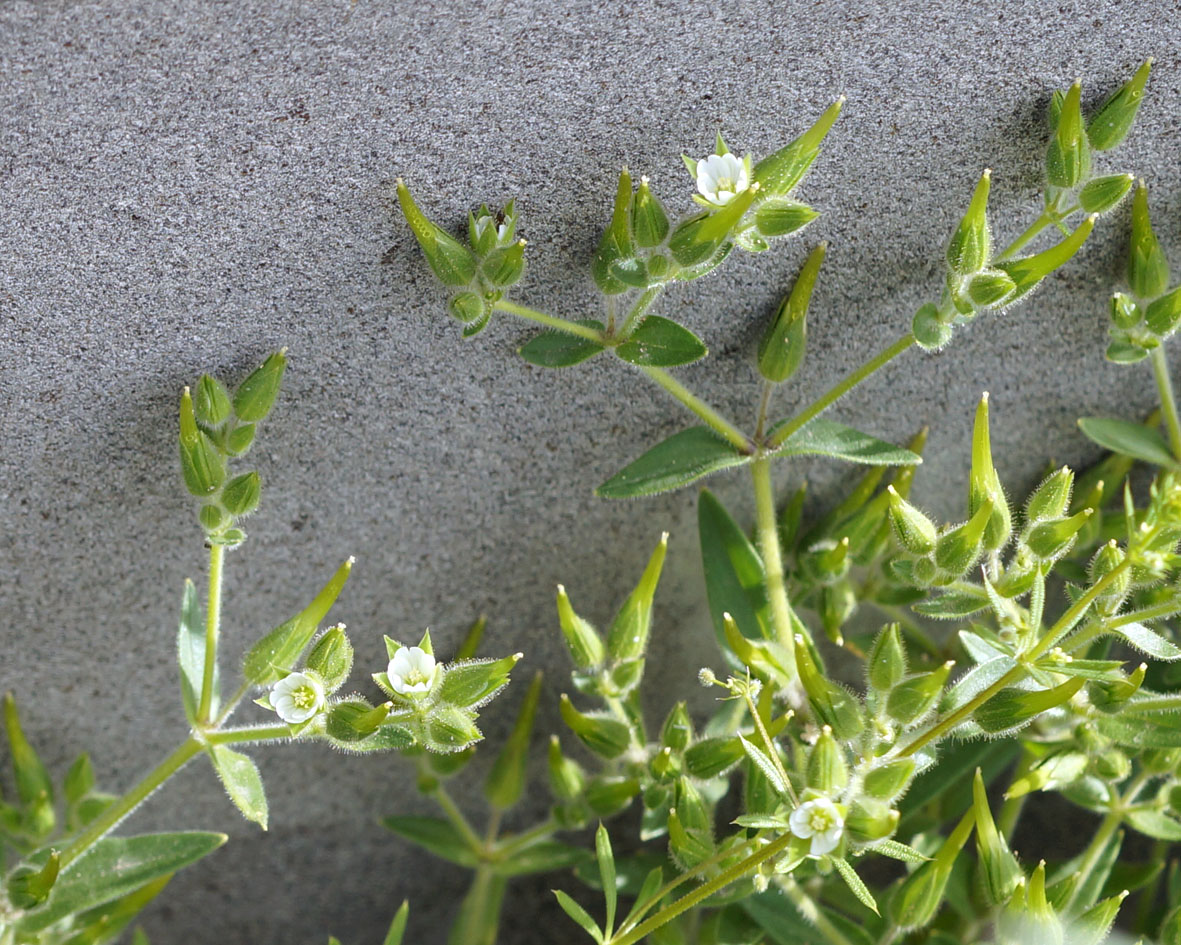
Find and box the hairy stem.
[780,876,858,945]
[197,544,225,724]
[1151,346,1181,462]
[618,286,663,338]
[640,366,753,451]
[751,455,796,652]
[492,300,605,342]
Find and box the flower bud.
[199,503,230,534]
[887,486,938,555]
[974,677,1085,734]
[660,701,693,753]
[1143,748,1181,774]
[179,387,226,497]
[1128,181,1170,300]
[845,798,898,843]
[559,694,630,758]
[934,498,994,576]
[969,393,1012,551]
[806,726,848,793]
[754,198,818,238]
[438,653,521,708]
[863,758,915,802]
[1025,508,1093,560]
[684,736,744,779]
[999,863,1062,945]
[630,176,670,248]
[966,269,1016,308]
[6,851,60,909]
[1026,466,1074,522]
[1087,58,1151,150]
[887,662,953,725]
[195,374,232,426]
[396,179,477,287]
[305,625,353,693]
[226,423,256,456]
[1088,541,1130,607]
[752,97,843,197]
[758,242,823,383]
[999,215,1096,298]
[867,623,907,692]
[607,533,667,662]
[221,471,261,518]
[1110,292,1141,330]
[972,769,1022,906]
[1146,287,1181,338]
[482,240,527,287]
[820,581,856,645]
[424,704,482,753]
[591,167,636,294]
[326,697,391,742]
[1092,748,1131,781]
[1073,891,1128,945]
[1045,81,1091,188]
[555,585,605,669]
[668,806,714,868]
[233,349,287,423]
[586,775,639,816]
[1088,662,1146,712]
[448,291,487,325]
[947,169,992,275]
[547,736,586,801]
[912,302,952,351]
[794,635,864,739]
[1079,173,1134,214]
[888,811,974,930]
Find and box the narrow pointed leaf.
[596,428,748,498]
[833,858,879,914]
[177,579,215,724]
[380,815,479,868]
[1109,622,1181,660]
[1078,417,1177,467]
[553,889,604,944]
[208,745,268,830]
[770,418,922,466]
[384,901,410,945]
[699,489,772,648]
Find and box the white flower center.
[289,685,319,710]
[809,809,833,832]
[402,666,430,687]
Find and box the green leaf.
[738,735,788,796]
[380,815,479,868]
[492,840,589,877]
[914,590,988,619]
[1077,417,1177,467]
[1127,809,1181,841]
[744,890,874,945]
[596,824,617,936]
[60,875,172,945]
[553,889,604,944]
[596,427,748,498]
[485,673,542,810]
[448,872,507,945]
[17,832,227,933]
[518,322,606,368]
[1110,621,1181,661]
[1096,710,1181,748]
[384,901,410,945]
[770,418,922,466]
[208,745,268,830]
[833,858,879,915]
[871,839,930,863]
[699,489,772,650]
[973,678,1084,734]
[177,579,216,724]
[615,316,707,367]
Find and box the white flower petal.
[789,804,816,838]
[810,828,841,856]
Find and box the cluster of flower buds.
[1106,182,1181,362]
[396,180,525,336]
[913,63,1150,352]
[178,350,286,547]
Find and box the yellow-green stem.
[640,366,753,452]
[618,286,663,338]
[492,300,605,342]
[197,543,225,724]
[1151,346,1181,462]
[751,456,795,652]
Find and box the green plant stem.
[494,818,558,857]
[492,300,605,342]
[753,380,774,442]
[767,334,916,450]
[197,544,225,724]
[607,832,795,945]
[744,689,797,804]
[415,758,484,853]
[1066,806,1123,913]
[210,680,253,728]
[58,737,203,869]
[1151,346,1181,462]
[618,286,663,338]
[873,921,901,945]
[751,455,795,651]
[206,724,296,745]
[780,876,857,945]
[993,208,1069,264]
[640,366,753,451]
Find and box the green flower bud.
[592,167,636,295]
[1078,174,1134,214]
[863,758,915,802]
[559,694,630,758]
[233,349,286,423]
[1073,891,1128,945]
[438,653,521,708]
[1088,662,1146,712]
[1027,466,1074,522]
[1143,748,1181,774]
[806,725,848,793]
[325,697,391,742]
[754,198,818,238]
[1087,58,1151,150]
[668,805,714,868]
[1045,81,1091,188]
[846,798,898,843]
[1110,292,1141,330]
[221,471,261,518]
[752,97,843,197]
[934,498,994,576]
[820,581,857,645]
[179,386,226,497]
[547,736,586,801]
[999,215,1096,297]
[1146,287,1181,338]
[867,623,907,692]
[975,677,1085,734]
[555,585,605,669]
[660,701,693,753]
[199,503,230,534]
[1025,507,1093,560]
[1088,541,1130,607]
[649,745,682,782]
[912,302,953,351]
[887,485,938,555]
[999,863,1062,945]
[194,374,232,426]
[448,291,487,325]
[970,393,1012,551]
[794,635,864,739]
[888,811,974,930]
[887,662,953,725]
[684,736,744,779]
[972,769,1022,906]
[947,169,992,275]
[1092,748,1131,781]
[6,851,59,909]
[586,775,639,816]
[967,269,1016,308]
[305,625,353,693]
[482,239,527,287]
[630,176,670,248]
[758,242,824,383]
[606,533,667,662]
[423,704,482,753]
[805,536,851,584]
[1128,181,1170,300]
[226,423,256,456]
[396,178,477,287]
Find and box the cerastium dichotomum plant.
[395,61,1181,945]
[0,353,517,944]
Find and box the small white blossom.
[696,152,750,206]
[474,214,510,245]
[388,645,438,696]
[788,796,844,857]
[271,672,325,724]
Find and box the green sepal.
[482,239,526,288]
[423,704,483,753]
[194,374,232,426]
[1045,81,1090,188]
[242,557,354,685]
[886,662,952,725]
[6,851,60,909]
[997,215,1095,298]
[754,199,818,238]
[305,625,354,692]
[1087,58,1151,150]
[438,653,521,708]
[221,471,261,517]
[1146,286,1181,338]
[1128,181,1170,300]
[793,635,864,738]
[225,423,255,456]
[232,349,287,423]
[806,725,848,793]
[556,584,606,669]
[863,758,915,803]
[752,97,843,197]
[606,532,667,662]
[615,316,707,367]
[548,736,587,801]
[947,169,991,275]
[972,769,1022,905]
[207,745,268,830]
[867,623,907,692]
[887,811,974,930]
[1078,174,1134,214]
[560,695,631,758]
[969,393,1011,551]
[484,672,542,811]
[3,693,55,839]
[178,387,225,497]
[396,179,477,287]
[758,242,823,383]
[592,167,635,295]
[887,486,937,555]
[630,176,670,248]
[325,697,391,743]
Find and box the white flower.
[388,645,438,696]
[696,152,750,206]
[474,213,510,244]
[788,796,844,857]
[271,672,325,724]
